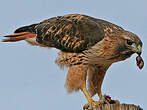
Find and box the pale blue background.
[0,0,147,110]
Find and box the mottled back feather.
[14,14,124,52]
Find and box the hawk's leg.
[82,88,103,110]
[98,89,103,101]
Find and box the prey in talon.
[104,95,115,104]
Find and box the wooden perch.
[93,102,143,110]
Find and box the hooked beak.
[135,45,142,56]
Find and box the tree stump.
[93,102,143,110]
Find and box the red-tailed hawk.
[3,14,144,109]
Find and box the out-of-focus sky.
[0,0,146,110]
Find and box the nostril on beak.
[136,45,142,56]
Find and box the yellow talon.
[83,100,103,110]
[82,88,103,110]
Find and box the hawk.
[3,14,144,109]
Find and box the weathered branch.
[93,103,143,110]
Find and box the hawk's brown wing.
[13,14,123,52]
[34,14,105,52]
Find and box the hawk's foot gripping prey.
[83,100,103,110]
[82,88,103,110]
[2,14,144,109]
[82,88,116,110]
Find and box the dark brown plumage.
[13,14,125,52]
[3,14,144,109]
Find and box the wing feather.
[9,14,124,52]
[35,14,105,52]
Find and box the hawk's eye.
[127,39,133,45]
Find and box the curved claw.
[83,100,103,110]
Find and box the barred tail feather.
[2,32,37,42]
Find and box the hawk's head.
[112,31,144,69]
[85,30,144,69]
[116,31,142,60]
